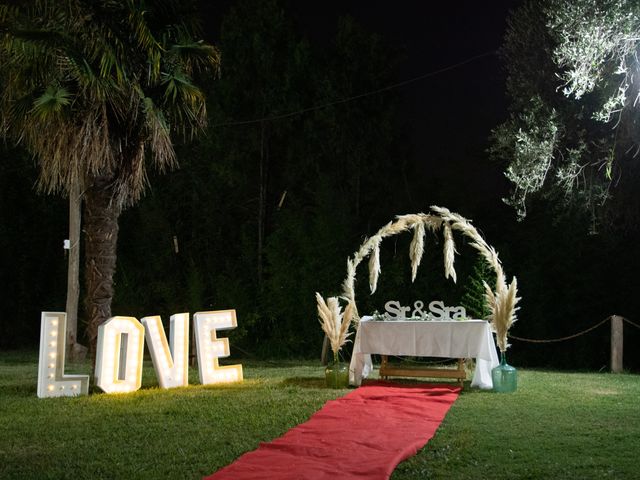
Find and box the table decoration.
[316,206,521,389]
[350,317,498,388]
[316,293,353,388]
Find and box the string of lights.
[212,49,497,128]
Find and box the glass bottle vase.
[492,351,517,393]
[325,353,349,389]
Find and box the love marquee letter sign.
[37,310,243,398]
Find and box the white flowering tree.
[491,0,640,228]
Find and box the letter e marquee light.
[194,310,243,384]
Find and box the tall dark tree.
[0,147,67,349]
[114,0,408,356]
[0,1,219,353]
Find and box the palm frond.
[127,1,161,53]
[142,96,177,171]
[169,42,221,75]
[161,71,203,102]
[31,85,71,120]
[97,45,124,83]
[0,4,18,24]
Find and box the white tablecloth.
[349,317,499,389]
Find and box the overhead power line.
[212,49,497,128]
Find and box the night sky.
[201,0,522,215]
[292,1,519,146]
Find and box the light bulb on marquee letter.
[37,312,89,398]
[141,313,189,389]
[194,310,243,385]
[95,316,145,393]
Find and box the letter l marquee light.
[37,312,90,398]
[194,310,243,384]
[141,313,189,388]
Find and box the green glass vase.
[492,352,517,393]
[325,353,349,389]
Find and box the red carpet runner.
[205,382,460,480]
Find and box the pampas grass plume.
[443,222,457,283]
[369,242,381,293]
[316,293,353,356]
[491,277,520,352]
[409,222,425,282]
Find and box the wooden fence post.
[610,315,624,373]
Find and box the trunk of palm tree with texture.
[84,177,121,358]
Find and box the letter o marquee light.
[95,316,145,394]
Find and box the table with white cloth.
[349,317,499,389]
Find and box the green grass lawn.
[1,351,639,479]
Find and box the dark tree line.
[99,0,413,357]
[1,0,639,370]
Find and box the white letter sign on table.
[37,312,90,398]
[384,300,466,320]
[37,309,243,398]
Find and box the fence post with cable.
[508,315,639,373]
[611,316,623,373]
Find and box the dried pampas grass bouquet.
[316,293,353,362]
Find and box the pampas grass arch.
[317,206,520,353]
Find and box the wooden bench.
[379,355,466,386]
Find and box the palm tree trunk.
[84,176,121,357]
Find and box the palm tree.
[0,0,219,355]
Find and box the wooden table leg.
[381,355,389,380]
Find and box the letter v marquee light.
[141,313,189,389]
